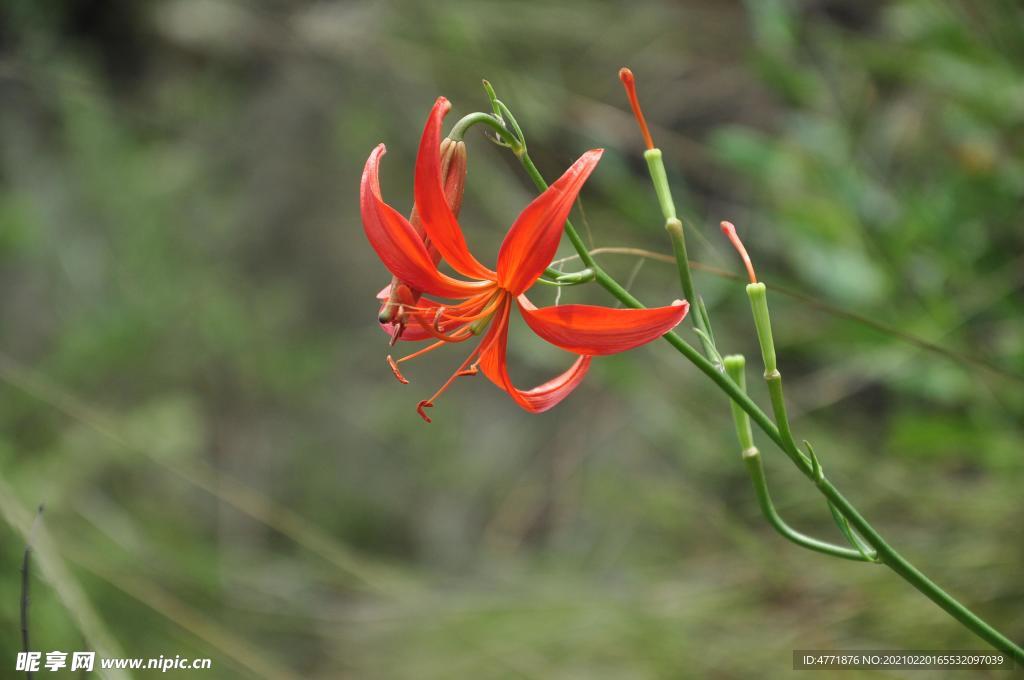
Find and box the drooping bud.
[720,221,757,284]
[720,221,776,374]
[619,67,679,222]
[378,138,468,335]
[618,67,655,151]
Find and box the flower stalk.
[483,81,1024,663]
[725,355,871,562]
[723,355,755,455]
[745,280,806,467]
[448,111,522,152]
[619,69,716,361]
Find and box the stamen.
[428,291,501,324]
[393,338,450,365]
[720,221,758,284]
[386,355,409,384]
[416,354,476,420]
[412,299,508,423]
[405,290,504,343]
[387,328,480,388]
[388,322,403,347]
[412,320,476,343]
[618,67,655,150]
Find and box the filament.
[415,299,509,423]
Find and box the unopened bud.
[439,137,468,220]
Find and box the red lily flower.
[361,97,689,421]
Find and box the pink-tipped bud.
[618,67,655,150]
[720,221,757,284]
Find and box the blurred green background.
[1,0,1022,677]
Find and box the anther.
[416,400,433,423]
[432,307,447,333]
[387,355,409,384]
[388,323,403,346]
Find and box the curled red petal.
[361,144,489,300]
[478,303,592,413]
[517,296,688,356]
[496,149,603,295]
[414,98,496,281]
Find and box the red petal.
[414,98,496,281]
[496,149,603,295]
[478,303,592,413]
[517,296,688,355]
[362,144,489,299]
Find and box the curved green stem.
[500,103,1024,662]
[448,112,522,151]
[724,356,867,561]
[764,368,813,471]
[743,449,872,561]
[534,276,589,288]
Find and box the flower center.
[385,288,509,422]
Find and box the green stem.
[723,355,755,452]
[746,282,777,373]
[749,282,868,551]
[642,149,717,359]
[722,357,869,561]
[533,276,590,288]
[667,220,717,360]
[818,477,1022,660]
[765,372,807,467]
[743,449,871,562]
[505,126,1024,663]
[638,287,1023,662]
[665,219,696,309]
[448,112,522,151]
[644,149,677,220]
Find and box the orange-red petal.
[414,98,496,281]
[478,302,592,413]
[496,149,603,296]
[517,295,688,355]
[362,144,489,300]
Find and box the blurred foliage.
[0,0,1022,677]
